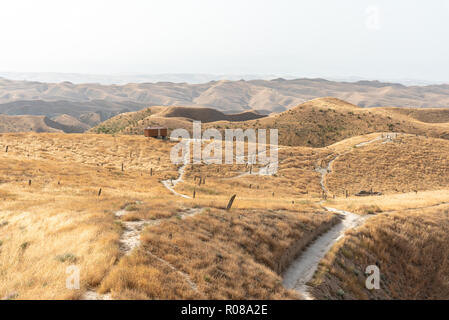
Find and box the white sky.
[0,0,448,81]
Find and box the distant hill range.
[0,77,448,133]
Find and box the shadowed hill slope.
[155,106,266,122]
[0,99,147,133]
[90,106,266,135]
[0,115,85,133]
[51,114,91,133]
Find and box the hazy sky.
[0,0,448,81]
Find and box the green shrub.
[55,253,78,263]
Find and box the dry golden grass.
[207,98,449,147]
[99,207,338,299]
[309,204,449,300]
[2,129,449,300]
[0,132,178,176]
[177,146,327,200]
[326,135,449,196]
[0,133,187,299]
[98,250,203,300]
[323,189,449,215]
[0,132,334,300]
[0,157,122,299]
[380,107,449,124]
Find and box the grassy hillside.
[205,98,449,147]
[90,106,266,135]
[0,115,76,133]
[325,135,449,196]
[1,131,449,300]
[0,98,146,132]
[51,114,90,133]
[0,132,336,299]
[92,97,449,148]
[385,107,449,123]
[310,204,449,300]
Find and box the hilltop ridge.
[91,98,449,147]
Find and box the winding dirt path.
[283,133,399,300]
[161,157,191,198]
[224,145,282,179]
[314,134,394,196]
[283,207,365,299]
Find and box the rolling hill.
[90,106,266,135]
[0,115,83,133]
[51,114,90,133]
[0,99,147,132]
[91,98,449,147]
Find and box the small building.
[144,127,168,139]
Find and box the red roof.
[145,127,167,130]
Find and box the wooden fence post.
[226,194,237,211]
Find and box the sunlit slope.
[325,134,449,196]
[203,98,449,147]
[1,131,449,299]
[310,204,449,300]
[92,98,449,148]
[0,132,330,299]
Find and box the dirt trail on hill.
[116,207,202,255]
[82,206,202,300]
[314,133,397,196]
[225,145,283,179]
[162,158,191,198]
[283,133,399,300]
[283,207,366,299]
